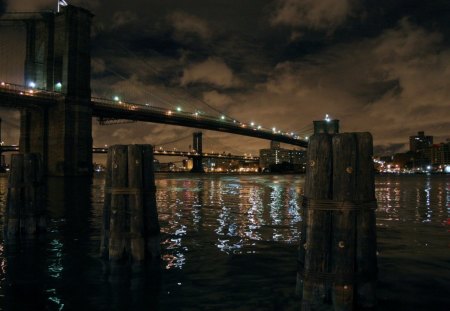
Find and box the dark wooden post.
[298,130,377,311]
[108,145,129,261]
[331,133,357,310]
[354,133,377,309]
[100,149,113,258]
[4,153,45,238]
[297,134,333,309]
[5,154,24,237]
[141,145,161,259]
[102,145,160,263]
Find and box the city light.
[221,115,225,120]
[55,82,62,90]
[113,96,120,101]
[176,107,182,112]
[324,114,331,122]
[250,122,255,126]
[272,127,276,132]
[28,81,36,88]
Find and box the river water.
[0,173,449,310]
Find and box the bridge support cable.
[97,38,241,123]
[154,133,192,149]
[91,58,183,111]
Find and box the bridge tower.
[191,132,204,173]
[20,5,93,176]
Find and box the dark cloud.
[1,0,450,157]
[374,143,406,156]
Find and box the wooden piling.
[141,145,160,259]
[331,133,357,310]
[299,134,333,309]
[5,154,24,237]
[108,145,130,261]
[103,144,160,263]
[100,149,113,258]
[5,153,45,238]
[354,133,377,309]
[299,132,377,311]
[128,145,145,262]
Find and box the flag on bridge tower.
[57,0,68,12]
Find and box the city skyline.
[1,0,450,156]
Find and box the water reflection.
[0,173,448,310]
[156,174,305,262]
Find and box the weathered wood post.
[102,145,161,263]
[297,133,333,307]
[297,120,377,311]
[4,153,46,238]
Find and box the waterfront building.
[410,131,433,152]
[430,141,450,166]
[259,141,307,172]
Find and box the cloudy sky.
[1,0,450,157]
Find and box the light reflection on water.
[157,175,304,267]
[0,173,448,310]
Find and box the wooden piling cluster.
[101,145,160,263]
[297,133,377,311]
[4,153,46,237]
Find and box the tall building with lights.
[409,131,433,168]
[409,131,433,152]
[259,141,306,172]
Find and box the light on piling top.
[324,114,331,122]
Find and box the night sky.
[1,0,450,157]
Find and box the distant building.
[259,141,306,172]
[409,131,433,152]
[430,142,450,166]
[409,131,433,169]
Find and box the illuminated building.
[259,141,306,172]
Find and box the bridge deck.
[0,83,308,148]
